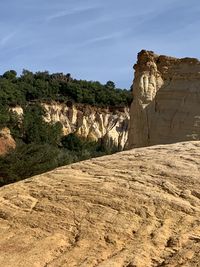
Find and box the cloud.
[45,6,101,22]
[79,32,123,47]
[0,31,16,46]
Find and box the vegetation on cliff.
[0,121,116,186]
[0,70,128,186]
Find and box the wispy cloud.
[45,6,101,22]
[0,31,16,46]
[79,32,124,47]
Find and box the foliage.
[0,69,132,187]
[21,104,62,145]
[0,69,132,107]
[3,70,17,80]
[0,144,74,186]
[0,133,115,186]
[0,78,25,106]
[0,105,20,137]
[105,80,115,89]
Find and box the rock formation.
[11,103,129,150]
[42,103,129,150]
[0,141,200,266]
[0,127,16,155]
[128,50,200,148]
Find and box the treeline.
[0,70,132,107]
[0,70,130,186]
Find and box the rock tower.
[128,50,200,148]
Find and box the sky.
[0,0,200,89]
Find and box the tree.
[22,104,62,145]
[66,73,72,82]
[21,69,34,83]
[61,133,85,152]
[0,143,64,185]
[3,70,17,80]
[105,80,115,89]
[0,79,25,105]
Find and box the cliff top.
[133,50,200,72]
[135,49,200,68]
[0,141,200,266]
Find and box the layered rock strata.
[42,103,129,150]
[128,50,200,148]
[11,103,129,150]
[0,141,200,266]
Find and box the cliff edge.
[128,50,200,148]
[0,141,200,266]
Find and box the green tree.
[3,70,17,81]
[22,104,62,145]
[0,143,68,185]
[61,133,85,152]
[105,80,115,89]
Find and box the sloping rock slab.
[0,141,200,267]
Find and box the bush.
[0,131,119,186]
[21,104,63,145]
[0,143,77,186]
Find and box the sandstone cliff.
[12,103,129,150]
[0,128,16,155]
[42,103,129,150]
[128,50,200,148]
[0,141,200,266]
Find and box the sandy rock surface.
[0,141,200,267]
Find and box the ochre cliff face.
[128,50,200,148]
[0,128,16,155]
[11,103,129,150]
[42,103,129,150]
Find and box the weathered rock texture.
[0,127,16,155]
[11,103,129,150]
[43,103,129,150]
[0,141,200,266]
[128,50,200,148]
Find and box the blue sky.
[0,0,200,88]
